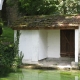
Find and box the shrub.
[0,41,14,75]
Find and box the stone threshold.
[21,63,79,70]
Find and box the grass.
[0,26,14,43]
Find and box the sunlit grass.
[0,26,14,43]
[60,70,80,77]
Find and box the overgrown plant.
[13,30,24,68]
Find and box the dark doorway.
[60,30,75,57]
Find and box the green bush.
[0,42,14,66]
[0,41,14,75]
[0,28,23,76]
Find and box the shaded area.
[0,27,3,36]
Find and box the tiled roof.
[11,15,80,30]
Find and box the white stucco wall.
[15,30,48,63]
[31,30,39,61]
[14,29,61,63]
[18,30,39,63]
[38,30,47,60]
[47,30,60,58]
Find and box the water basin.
[0,69,80,80]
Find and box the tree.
[18,0,80,15]
[58,0,80,14]
[18,0,59,15]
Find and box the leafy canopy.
[18,0,59,15]
[58,0,80,14]
[18,0,80,15]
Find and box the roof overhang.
[12,26,79,30]
[11,15,80,30]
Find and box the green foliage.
[6,0,18,6]
[2,27,14,42]
[13,30,24,68]
[58,0,80,14]
[0,18,4,27]
[0,28,23,75]
[0,19,14,75]
[0,42,14,67]
[14,51,24,68]
[6,0,80,15]
[0,41,14,76]
[0,19,24,76]
[0,21,14,71]
[18,0,59,15]
[17,0,80,15]
[0,25,14,75]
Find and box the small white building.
[12,15,80,64]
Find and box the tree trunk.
[6,0,19,25]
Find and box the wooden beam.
[11,26,79,30]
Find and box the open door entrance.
[60,30,75,58]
